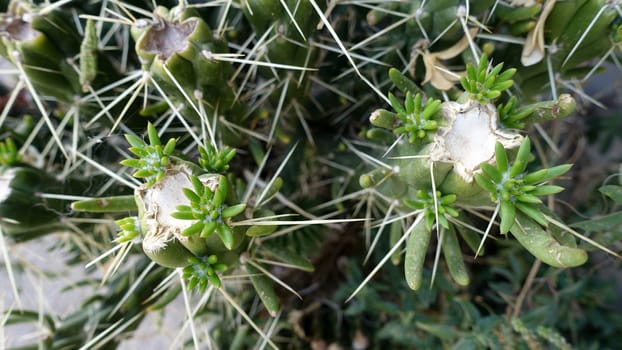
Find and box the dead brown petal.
[421,28,478,90]
[521,0,556,66]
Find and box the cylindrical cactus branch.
[361,54,592,289]
[0,0,122,103]
[0,0,81,102]
[131,5,249,146]
[71,122,297,315]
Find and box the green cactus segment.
[242,0,316,67]
[198,145,236,173]
[474,139,571,234]
[441,225,469,286]
[183,255,228,291]
[0,166,72,232]
[71,195,137,213]
[405,218,431,291]
[361,48,591,290]
[369,109,398,130]
[244,262,280,317]
[79,18,98,92]
[121,123,177,187]
[173,175,246,250]
[499,94,576,129]
[515,0,618,95]
[510,213,587,268]
[115,216,141,243]
[142,235,195,268]
[390,221,403,265]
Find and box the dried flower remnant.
[417,28,478,90]
[521,0,556,66]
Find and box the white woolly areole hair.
[139,165,193,253]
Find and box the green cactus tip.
[474,138,571,233]
[120,123,177,187]
[460,54,516,103]
[172,175,246,249]
[183,255,228,291]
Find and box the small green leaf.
[217,224,234,249]
[171,211,195,220]
[183,221,204,236]
[191,176,205,195]
[515,202,547,226]
[125,134,145,148]
[475,173,497,194]
[147,122,161,146]
[182,188,201,203]
[246,224,278,237]
[529,185,564,196]
[389,93,406,116]
[510,138,531,177]
[119,158,142,169]
[494,142,509,173]
[213,177,228,207]
[516,193,542,204]
[499,201,516,234]
[222,203,246,218]
[480,163,502,183]
[200,221,217,238]
[163,138,176,155]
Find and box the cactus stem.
[278,0,306,40]
[308,0,390,104]
[545,214,622,259]
[350,12,417,52]
[267,78,289,142]
[160,63,201,117]
[109,75,148,135]
[147,75,203,145]
[344,140,392,170]
[108,259,157,319]
[561,4,608,67]
[11,50,69,159]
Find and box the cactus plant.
[1,0,621,348]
